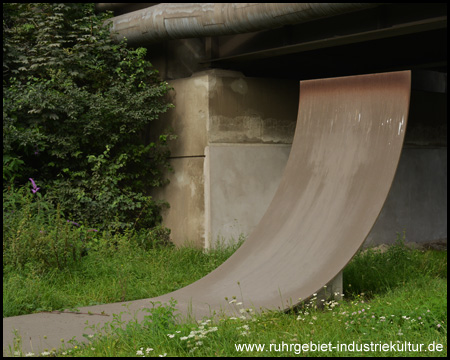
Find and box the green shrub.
[3,3,175,230]
[132,225,173,251]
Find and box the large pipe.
[104,3,379,45]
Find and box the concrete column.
[151,69,299,248]
[149,71,210,246]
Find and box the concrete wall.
[366,148,447,246]
[365,89,447,246]
[205,144,291,247]
[152,70,447,248]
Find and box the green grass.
[3,239,242,318]
[344,243,448,299]
[3,185,243,318]
[4,231,447,357]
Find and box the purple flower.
[87,229,98,232]
[67,220,80,227]
[29,178,40,193]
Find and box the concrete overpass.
[96,3,447,249]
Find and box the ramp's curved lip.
[3,71,411,355]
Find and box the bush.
[3,3,175,230]
[132,225,173,251]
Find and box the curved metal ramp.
[3,71,411,355]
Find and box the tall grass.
[343,232,447,299]
[57,244,444,358]
[3,186,243,318]
[3,233,242,318]
[3,187,447,357]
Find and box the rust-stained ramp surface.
[3,71,411,355]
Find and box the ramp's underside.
[3,71,411,355]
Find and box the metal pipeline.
[102,3,378,45]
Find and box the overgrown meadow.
[3,194,447,357]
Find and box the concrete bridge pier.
[152,69,299,249]
[151,69,446,252]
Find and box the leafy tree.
[3,3,175,230]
